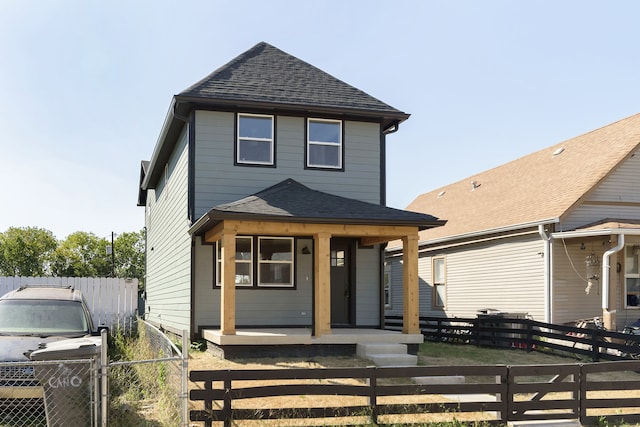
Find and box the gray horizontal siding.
[145,128,192,334]
[355,246,380,326]
[193,111,382,219]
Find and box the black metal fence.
[385,315,640,361]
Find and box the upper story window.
[307,118,342,169]
[237,114,274,165]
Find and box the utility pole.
[111,232,115,277]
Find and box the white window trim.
[624,244,640,309]
[258,237,294,287]
[307,118,342,169]
[432,257,446,308]
[237,113,274,165]
[216,236,254,287]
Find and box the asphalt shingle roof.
[177,42,408,124]
[191,179,444,235]
[406,113,640,243]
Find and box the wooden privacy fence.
[190,361,640,426]
[0,276,138,330]
[385,315,640,361]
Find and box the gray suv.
[0,286,102,424]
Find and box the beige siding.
[443,235,546,319]
[562,150,640,230]
[551,240,604,324]
[386,233,547,320]
[145,128,192,334]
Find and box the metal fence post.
[101,328,109,427]
[182,330,189,427]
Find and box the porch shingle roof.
[405,113,640,243]
[190,179,445,235]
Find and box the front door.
[330,238,354,326]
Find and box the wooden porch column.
[402,233,420,334]
[314,232,331,337]
[220,231,237,335]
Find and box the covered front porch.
[189,179,445,343]
[203,219,423,338]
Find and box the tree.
[50,231,112,277]
[113,230,145,286]
[0,227,57,276]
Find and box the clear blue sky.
[2,0,640,240]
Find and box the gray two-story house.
[138,42,443,354]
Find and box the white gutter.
[602,234,625,311]
[538,225,552,323]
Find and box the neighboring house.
[138,42,443,348]
[386,113,640,331]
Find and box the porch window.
[215,236,253,287]
[625,245,640,308]
[306,118,342,169]
[258,237,294,287]
[237,114,274,165]
[432,257,446,308]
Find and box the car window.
[0,300,89,335]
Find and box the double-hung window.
[625,245,640,308]
[307,118,342,169]
[432,257,446,308]
[237,114,274,165]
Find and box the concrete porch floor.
[202,328,424,346]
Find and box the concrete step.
[356,342,407,358]
[366,353,418,367]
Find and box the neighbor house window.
[432,257,446,308]
[258,237,294,287]
[215,237,253,287]
[237,114,274,165]
[625,245,640,308]
[307,118,342,169]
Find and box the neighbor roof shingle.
[407,113,640,242]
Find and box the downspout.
[602,234,624,311]
[538,225,552,323]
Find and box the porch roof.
[190,178,445,236]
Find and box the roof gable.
[190,179,444,235]
[178,42,408,124]
[408,113,640,242]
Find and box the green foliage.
[50,231,112,277]
[0,226,57,275]
[0,226,145,281]
[113,230,145,287]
